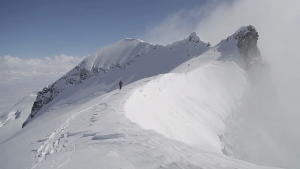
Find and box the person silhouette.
[119,81,123,90]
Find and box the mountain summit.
[188,32,201,43]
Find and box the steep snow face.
[79,39,153,70]
[23,33,210,127]
[125,60,247,153]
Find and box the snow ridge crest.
[22,34,210,127]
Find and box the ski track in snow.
[31,91,117,169]
[57,144,75,168]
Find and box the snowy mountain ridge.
[0,25,289,169]
[22,31,209,128]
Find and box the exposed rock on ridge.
[228,25,265,70]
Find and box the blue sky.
[1,0,207,59]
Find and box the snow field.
[31,91,118,168]
[29,75,274,169]
[0,60,277,169]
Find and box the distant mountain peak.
[217,25,264,70]
[230,25,259,55]
[232,25,264,70]
[189,32,201,43]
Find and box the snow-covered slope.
[125,61,246,153]
[22,32,209,127]
[0,76,273,169]
[0,26,287,169]
[0,92,37,144]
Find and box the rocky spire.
[233,25,265,70]
[188,32,201,43]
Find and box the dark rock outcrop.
[233,25,265,70]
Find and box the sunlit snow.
[0,27,288,169]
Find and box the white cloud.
[140,1,233,45]
[141,10,197,45]
[141,0,300,48]
[45,54,84,64]
[0,54,84,65]
[0,55,84,74]
[0,55,27,63]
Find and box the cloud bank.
[0,55,84,75]
[0,54,83,64]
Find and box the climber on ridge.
[119,80,123,90]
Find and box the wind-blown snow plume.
[216,25,288,168]
[142,1,300,167]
